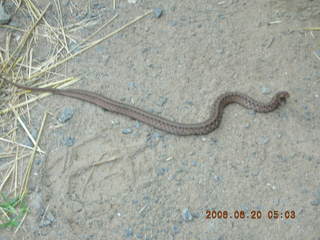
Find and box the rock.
[39,211,55,227]
[122,128,133,134]
[62,136,75,146]
[153,8,163,18]
[0,4,11,25]
[311,199,320,206]
[261,87,271,95]
[124,228,133,238]
[182,208,193,221]
[155,96,168,107]
[258,136,270,145]
[57,108,74,123]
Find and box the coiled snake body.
[1,77,289,136]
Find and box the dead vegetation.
[0,0,152,231]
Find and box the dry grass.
[0,0,153,231]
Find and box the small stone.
[258,136,270,145]
[71,202,83,212]
[172,225,179,235]
[124,228,133,238]
[155,96,168,107]
[122,128,133,134]
[147,132,162,141]
[314,50,320,58]
[218,14,225,20]
[134,121,142,128]
[182,208,193,221]
[261,87,271,95]
[35,159,42,165]
[156,167,169,176]
[310,199,320,206]
[184,100,193,105]
[135,233,143,239]
[93,3,106,9]
[62,136,75,146]
[213,175,222,182]
[0,4,11,25]
[128,0,137,4]
[244,123,251,129]
[248,110,256,116]
[127,82,137,88]
[40,211,55,227]
[216,48,225,54]
[153,8,163,18]
[57,108,74,123]
[168,21,177,27]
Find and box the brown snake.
[1,77,289,136]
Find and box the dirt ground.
[1,0,320,239]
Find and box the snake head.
[276,91,290,104]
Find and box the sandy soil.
[1,0,320,239]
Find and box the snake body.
[1,77,289,136]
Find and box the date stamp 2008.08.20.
[205,210,296,220]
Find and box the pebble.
[155,96,168,107]
[0,4,10,25]
[182,208,193,221]
[122,128,133,134]
[261,87,271,95]
[218,14,225,20]
[184,100,193,106]
[210,138,218,144]
[216,48,225,55]
[62,136,76,146]
[39,211,56,227]
[248,110,256,116]
[57,108,74,123]
[124,228,133,238]
[314,50,320,58]
[134,121,142,128]
[137,233,145,239]
[127,82,137,88]
[93,3,106,9]
[153,8,163,18]
[156,167,169,176]
[213,175,222,182]
[168,21,177,27]
[147,132,162,141]
[310,199,320,206]
[71,201,83,212]
[258,136,270,145]
[172,225,179,235]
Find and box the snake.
[1,76,289,136]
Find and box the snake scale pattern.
[1,77,289,136]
